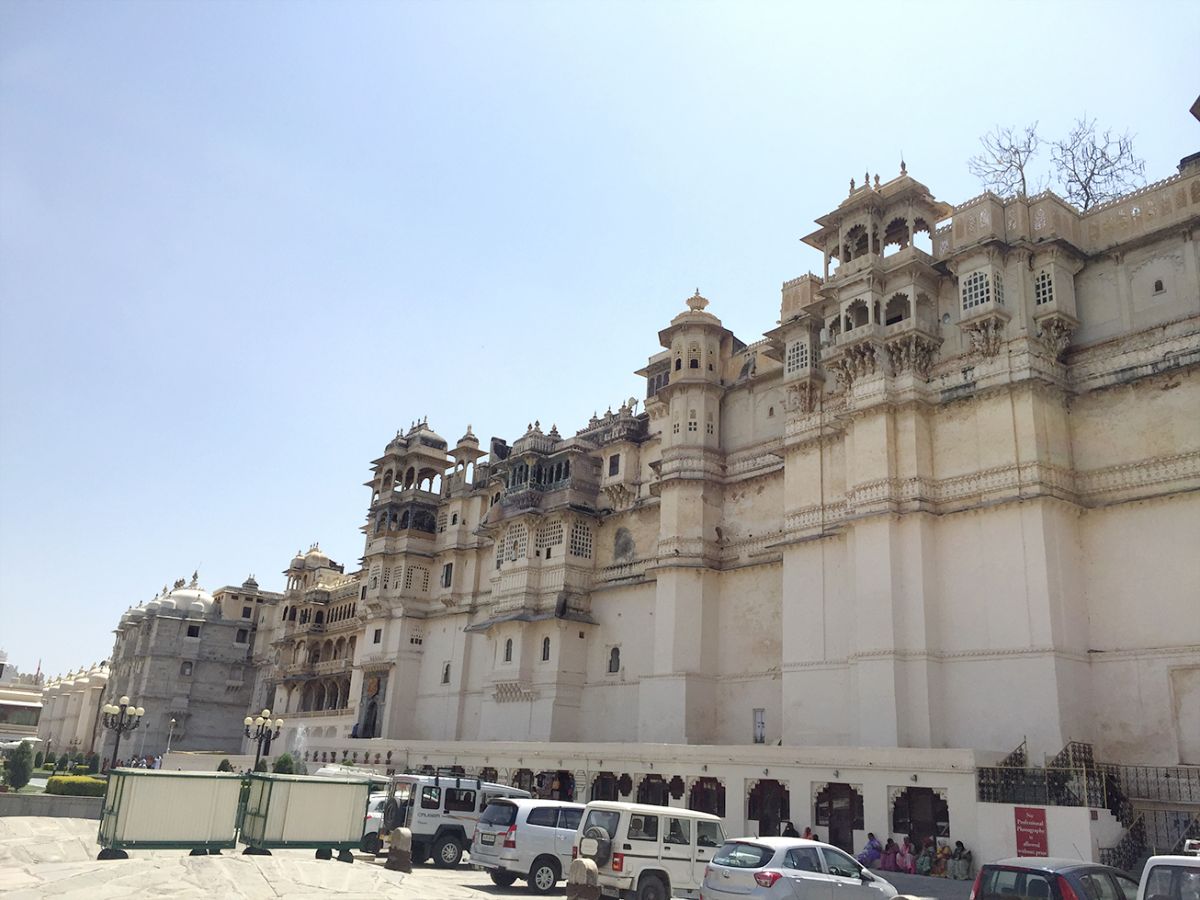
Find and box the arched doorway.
[688,777,726,817]
[591,772,619,801]
[361,699,378,738]
[637,774,670,807]
[748,779,790,837]
[891,786,949,846]
[512,769,534,793]
[814,782,865,852]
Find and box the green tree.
[33,752,44,768]
[217,758,234,772]
[6,742,33,791]
[86,753,100,774]
[271,753,295,775]
[253,759,269,773]
[45,751,56,766]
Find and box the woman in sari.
[950,841,973,880]
[915,838,935,876]
[881,838,899,871]
[857,833,883,867]
[932,841,952,877]
[896,837,915,874]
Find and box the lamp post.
[101,696,144,769]
[244,708,283,769]
[166,717,177,755]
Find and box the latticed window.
[994,272,1005,305]
[404,565,428,592]
[437,511,447,532]
[507,523,528,560]
[785,340,808,374]
[537,521,563,550]
[381,566,391,590]
[961,271,991,310]
[1034,270,1054,305]
[495,537,504,570]
[570,522,593,558]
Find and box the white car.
[471,798,584,893]
[361,791,390,854]
[393,773,531,867]
[575,800,726,900]
[702,837,899,900]
[1136,853,1200,900]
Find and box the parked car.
[471,798,584,893]
[1136,853,1200,900]
[575,800,726,900]
[970,858,1139,900]
[391,772,531,867]
[361,791,390,855]
[701,837,899,900]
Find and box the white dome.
[158,597,177,611]
[145,598,161,614]
[170,587,213,615]
[127,607,145,621]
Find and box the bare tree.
[1049,117,1145,211]
[968,123,1042,197]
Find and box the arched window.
[674,358,682,371]
[441,662,451,684]
[961,271,991,310]
[504,638,513,662]
[689,357,699,369]
[1153,278,1164,294]
[608,647,620,673]
[542,637,551,661]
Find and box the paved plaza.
[0,816,969,899]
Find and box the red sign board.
[1015,807,1049,856]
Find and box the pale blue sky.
[1,0,1197,678]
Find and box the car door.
[784,846,836,900]
[556,806,583,865]
[695,820,724,872]
[661,814,696,888]
[820,846,876,900]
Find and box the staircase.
[1098,760,1200,872]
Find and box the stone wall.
[0,794,102,819]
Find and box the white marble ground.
[0,817,503,899]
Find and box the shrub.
[217,758,234,772]
[271,753,296,775]
[5,743,33,791]
[70,764,90,776]
[86,754,100,774]
[253,759,268,773]
[42,763,55,772]
[34,752,44,768]
[45,775,108,797]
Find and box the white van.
[389,772,531,867]
[471,798,585,893]
[575,801,726,900]
[1136,853,1200,900]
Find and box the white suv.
[472,798,584,893]
[575,801,726,900]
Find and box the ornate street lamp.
[166,717,177,755]
[101,696,144,769]
[244,708,283,769]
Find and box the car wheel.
[527,855,560,894]
[637,874,668,900]
[361,831,381,855]
[433,835,462,868]
[490,870,519,887]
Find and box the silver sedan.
[702,837,899,900]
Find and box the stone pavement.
[0,817,515,899]
[884,870,975,900]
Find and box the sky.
[1,0,1197,679]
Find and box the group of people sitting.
[856,833,973,880]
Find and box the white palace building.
[222,151,1200,864]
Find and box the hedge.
[45,775,108,797]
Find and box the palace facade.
[252,154,1200,780]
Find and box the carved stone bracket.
[827,343,879,390]
[1035,312,1078,361]
[885,334,942,378]
[960,315,1008,358]
[783,381,822,414]
[603,482,635,510]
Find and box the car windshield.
[479,802,517,826]
[583,809,621,838]
[713,842,774,868]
